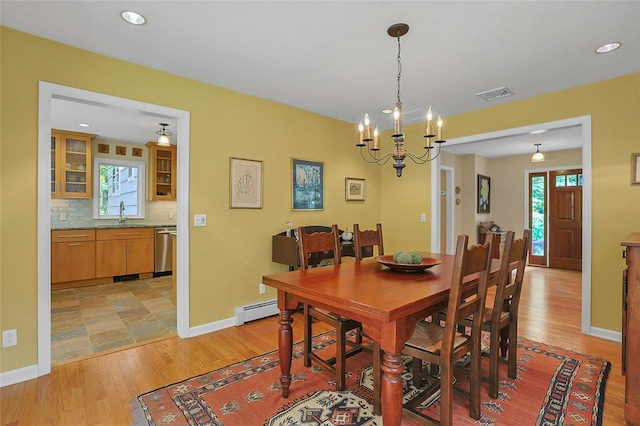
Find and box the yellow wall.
[1,26,639,375]
[0,28,381,372]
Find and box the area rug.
[132,331,610,425]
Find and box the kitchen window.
[93,158,146,219]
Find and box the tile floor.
[51,276,176,364]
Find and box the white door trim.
[431,115,592,335]
[38,82,191,376]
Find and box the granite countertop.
[52,223,176,231]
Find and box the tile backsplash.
[51,198,177,228]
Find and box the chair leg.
[335,322,346,391]
[303,304,312,367]
[507,319,518,379]
[372,343,382,415]
[412,357,423,388]
[439,361,454,426]
[469,342,482,420]
[488,324,501,399]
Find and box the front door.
[549,169,583,270]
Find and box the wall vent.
[476,86,514,101]
[234,299,278,325]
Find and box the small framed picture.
[230,157,263,209]
[632,153,640,185]
[116,146,126,156]
[132,147,142,157]
[477,174,491,213]
[98,143,109,154]
[292,158,324,211]
[345,177,366,201]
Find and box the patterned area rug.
[132,331,610,425]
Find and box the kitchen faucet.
[119,201,126,224]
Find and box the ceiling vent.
[477,86,514,101]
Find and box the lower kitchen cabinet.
[51,230,96,283]
[96,228,154,278]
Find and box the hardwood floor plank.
[0,267,624,425]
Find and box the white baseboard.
[589,326,622,343]
[189,316,236,338]
[0,364,39,388]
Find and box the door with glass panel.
[549,169,583,270]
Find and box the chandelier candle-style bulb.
[437,116,443,141]
[372,127,379,150]
[424,107,435,138]
[393,104,403,137]
[357,122,365,146]
[364,114,372,141]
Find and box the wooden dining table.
[262,253,499,426]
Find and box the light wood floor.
[0,267,625,425]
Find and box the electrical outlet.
[3,329,17,347]
[168,211,174,219]
[60,212,67,221]
[259,283,266,294]
[420,213,427,223]
[194,214,207,227]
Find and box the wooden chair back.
[444,233,494,353]
[296,224,341,269]
[353,223,384,261]
[493,229,531,322]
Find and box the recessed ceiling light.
[381,109,393,114]
[595,42,621,54]
[530,129,547,135]
[121,10,146,25]
[78,123,90,128]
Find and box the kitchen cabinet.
[146,142,176,200]
[51,230,96,283]
[51,129,95,198]
[96,228,154,278]
[621,234,640,425]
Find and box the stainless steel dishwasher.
[154,227,176,275]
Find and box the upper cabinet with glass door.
[146,141,176,200]
[51,129,95,198]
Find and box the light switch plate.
[194,214,207,227]
[420,213,427,223]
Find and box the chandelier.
[356,23,446,177]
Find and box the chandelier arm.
[359,147,394,165]
[405,145,443,164]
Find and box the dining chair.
[353,223,384,260]
[438,229,531,399]
[296,225,363,391]
[482,228,531,398]
[352,223,384,414]
[401,233,493,425]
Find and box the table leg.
[381,351,404,425]
[278,309,293,398]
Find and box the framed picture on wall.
[632,153,640,185]
[477,174,491,213]
[345,177,365,201]
[229,157,263,208]
[292,158,324,211]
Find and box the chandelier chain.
[396,36,402,104]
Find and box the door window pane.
[531,175,546,256]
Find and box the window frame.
[93,157,146,220]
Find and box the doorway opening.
[38,82,191,376]
[430,115,592,335]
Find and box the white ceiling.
[2,1,638,157]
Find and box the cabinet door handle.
[114,232,140,236]
[67,243,81,246]
[57,234,91,239]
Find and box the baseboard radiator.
[234,299,279,325]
